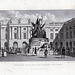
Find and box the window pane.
[50,29,53,31]
[14,28,17,30]
[5,34,7,39]
[55,33,58,37]
[14,33,17,39]
[70,31,72,38]
[24,33,26,39]
[66,32,68,39]
[74,30,75,38]
[50,33,53,39]
[55,29,58,31]
[24,28,26,30]
[60,33,63,39]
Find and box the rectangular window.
[24,33,26,39]
[50,33,53,39]
[55,29,58,31]
[50,29,53,31]
[70,31,72,38]
[66,32,68,39]
[66,26,68,31]
[60,33,63,39]
[5,34,7,39]
[69,26,72,29]
[55,33,58,37]
[74,41,75,48]
[14,33,17,39]
[74,30,75,38]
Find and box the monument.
[29,16,49,48]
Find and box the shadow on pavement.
[38,57,47,58]
[54,57,65,59]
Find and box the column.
[28,26,31,39]
[18,27,20,39]
[20,27,21,39]
[10,27,11,39]
[21,27,23,39]
[17,26,18,39]
[53,27,55,39]
[27,26,28,39]
[11,27,12,40]
[12,27,14,39]
[3,27,6,40]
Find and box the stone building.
[0,19,63,52]
[53,18,75,50]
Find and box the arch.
[22,41,28,48]
[4,42,8,50]
[13,41,18,49]
[4,42,8,47]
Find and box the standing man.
[34,47,37,56]
[61,47,65,58]
[44,48,48,58]
[2,48,4,57]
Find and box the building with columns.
[0,19,63,52]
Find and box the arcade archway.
[4,42,9,50]
[22,41,28,48]
[13,42,18,49]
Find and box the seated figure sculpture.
[31,18,46,38]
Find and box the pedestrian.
[53,48,56,55]
[2,48,4,57]
[25,47,27,56]
[32,48,35,55]
[61,47,65,58]
[4,47,7,57]
[44,48,48,58]
[28,48,30,54]
[34,47,37,56]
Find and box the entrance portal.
[22,42,28,48]
[13,42,18,53]
[4,42,9,51]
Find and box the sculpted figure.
[31,18,46,38]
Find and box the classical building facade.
[0,19,63,51]
[53,18,75,49]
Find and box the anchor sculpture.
[31,17,46,38]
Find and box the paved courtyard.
[0,53,75,61]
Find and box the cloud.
[8,11,38,22]
[0,13,10,21]
[0,10,69,23]
[8,11,57,22]
[43,13,56,22]
[8,10,23,19]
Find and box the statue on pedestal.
[31,17,46,38]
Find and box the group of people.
[31,47,38,55]
[30,47,48,57]
[1,48,8,57]
[1,46,66,58]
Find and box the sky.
[0,10,75,23]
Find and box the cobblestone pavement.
[0,53,75,61]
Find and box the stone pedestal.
[29,38,49,48]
